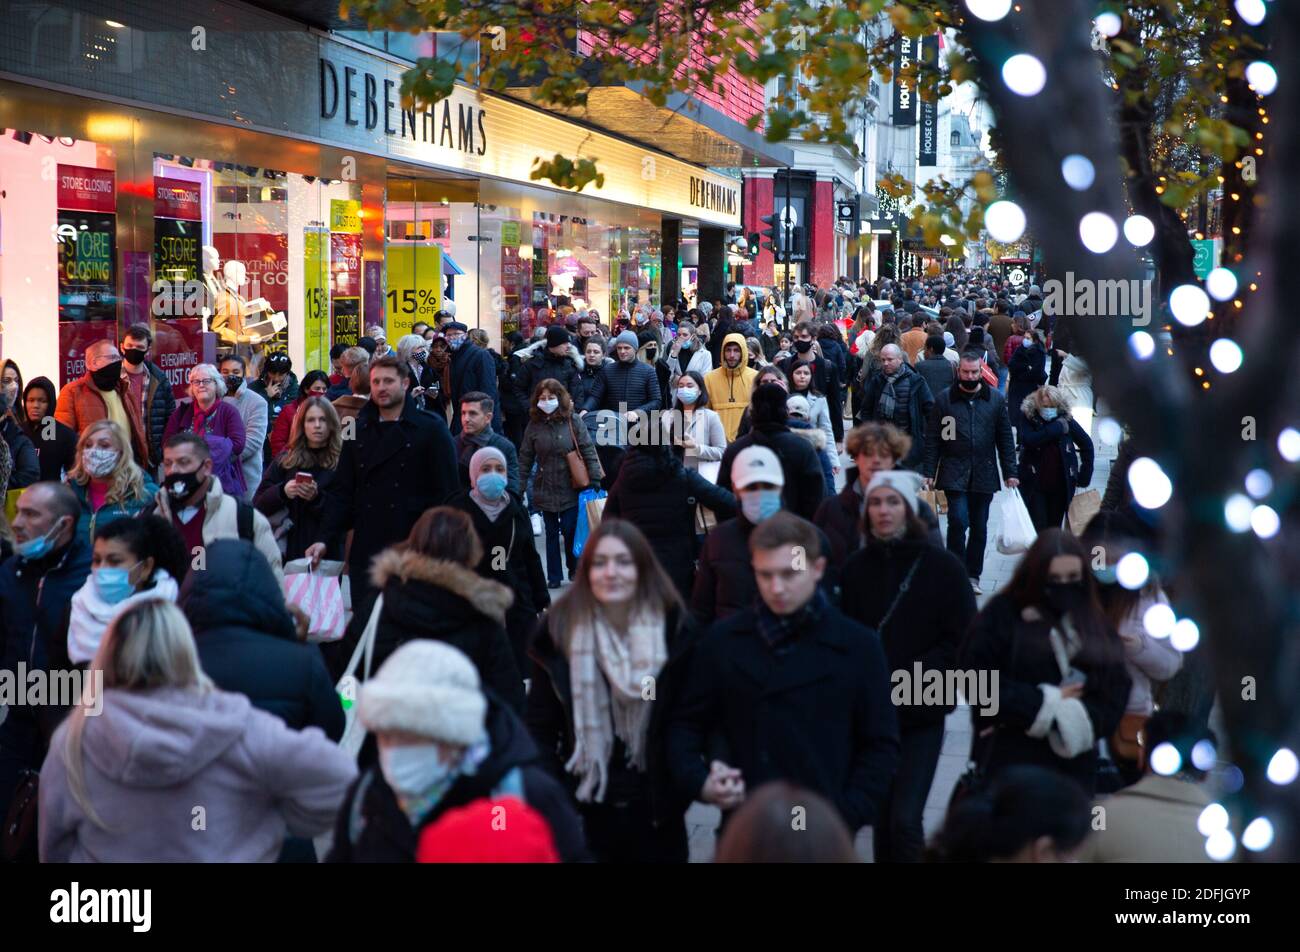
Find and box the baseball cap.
[731,445,785,490]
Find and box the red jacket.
[54,374,151,465]
[268,398,301,459]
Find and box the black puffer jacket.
[518,340,582,405]
[355,547,525,713]
[253,459,340,562]
[604,444,737,600]
[180,539,343,740]
[0,416,39,491]
[527,606,697,836]
[840,536,976,728]
[582,358,661,414]
[716,423,827,520]
[445,489,550,675]
[921,382,1017,494]
[572,360,607,410]
[326,695,587,862]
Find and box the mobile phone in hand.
[294,472,314,484]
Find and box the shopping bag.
[573,487,607,558]
[695,460,722,532]
[918,489,948,516]
[996,488,1037,555]
[336,593,383,762]
[281,559,346,643]
[1067,489,1102,536]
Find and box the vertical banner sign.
[893,35,917,126]
[153,176,205,398]
[57,164,117,324]
[305,227,331,367]
[532,219,549,303]
[918,35,939,166]
[384,244,442,339]
[329,199,362,370]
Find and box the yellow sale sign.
[385,243,442,339]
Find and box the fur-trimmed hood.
[369,547,514,624]
[787,421,827,451]
[1020,390,1074,422]
[517,338,584,371]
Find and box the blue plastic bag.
[572,487,607,558]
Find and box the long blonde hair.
[280,396,343,471]
[63,600,213,829]
[67,420,148,504]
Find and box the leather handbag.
[1111,712,1147,766]
[564,418,589,489]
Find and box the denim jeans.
[997,365,1009,392]
[543,506,579,584]
[873,721,946,863]
[945,490,994,580]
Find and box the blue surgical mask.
[16,518,67,561]
[677,387,699,405]
[741,488,782,524]
[379,743,456,798]
[1039,407,1059,421]
[94,563,141,605]
[537,398,559,415]
[476,472,508,500]
[680,338,692,350]
[448,337,466,350]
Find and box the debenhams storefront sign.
[317,46,740,229]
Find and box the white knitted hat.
[864,470,925,516]
[359,640,487,746]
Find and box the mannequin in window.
[212,259,268,348]
[200,245,223,335]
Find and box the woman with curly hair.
[66,419,158,544]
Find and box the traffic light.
[759,213,783,261]
[747,232,760,257]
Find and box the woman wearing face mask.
[839,471,975,863]
[265,369,331,460]
[424,336,453,422]
[517,380,602,589]
[61,514,185,671]
[359,506,524,712]
[1017,385,1094,531]
[254,396,342,562]
[1080,523,1182,787]
[163,363,248,498]
[958,529,1131,794]
[19,378,77,483]
[66,420,158,544]
[447,448,550,677]
[327,639,585,863]
[573,337,611,410]
[663,371,725,473]
[2,359,23,415]
[788,362,835,452]
[527,519,696,862]
[395,333,437,410]
[666,321,712,383]
[1007,326,1048,439]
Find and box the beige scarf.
[565,605,666,803]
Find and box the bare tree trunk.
[960,0,1300,859]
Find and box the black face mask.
[1044,581,1086,616]
[958,379,981,393]
[794,339,814,354]
[166,468,206,503]
[645,347,657,362]
[91,360,123,391]
[122,348,147,367]
[224,375,243,395]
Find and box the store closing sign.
[56,165,117,328]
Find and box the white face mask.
[379,743,456,797]
[83,447,120,478]
[537,397,559,415]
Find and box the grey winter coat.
[224,381,269,503]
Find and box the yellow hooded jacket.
[704,332,759,442]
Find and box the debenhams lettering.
[689,177,737,215]
[320,58,486,156]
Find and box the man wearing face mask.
[54,339,151,466]
[218,355,269,504]
[692,446,830,627]
[0,482,90,822]
[517,325,582,411]
[151,432,282,582]
[636,330,673,409]
[922,352,1019,595]
[326,640,586,862]
[581,331,662,422]
[119,324,175,470]
[443,322,503,436]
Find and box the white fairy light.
[1205,267,1238,301]
[1251,504,1280,539]
[1169,284,1210,326]
[1150,742,1181,776]
[1245,61,1278,96]
[1079,212,1119,253]
[1191,740,1217,772]
[1170,618,1200,651]
[1115,552,1149,590]
[965,0,1013,21]
[1267,748,1299,785]
[1197,802,1230,836]
[1002,54,1047,97]
[1095,12,1122,37]
[1242,817,1274,852]
[1143,602,1176,638]
[1209,339,1243,374]
[1245,468,1273,499]
[1061,155,1095,191]
[1097,417,1123,446]
[1279,428,1300,462]
[1122,215,1154,247]
[1235,0,1266,27]
[1224,494,1254,532]
[1127,457,1172,508]
[1129,331,1155,360]
[1205,828,1236,862]
[985,201,1026,242]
